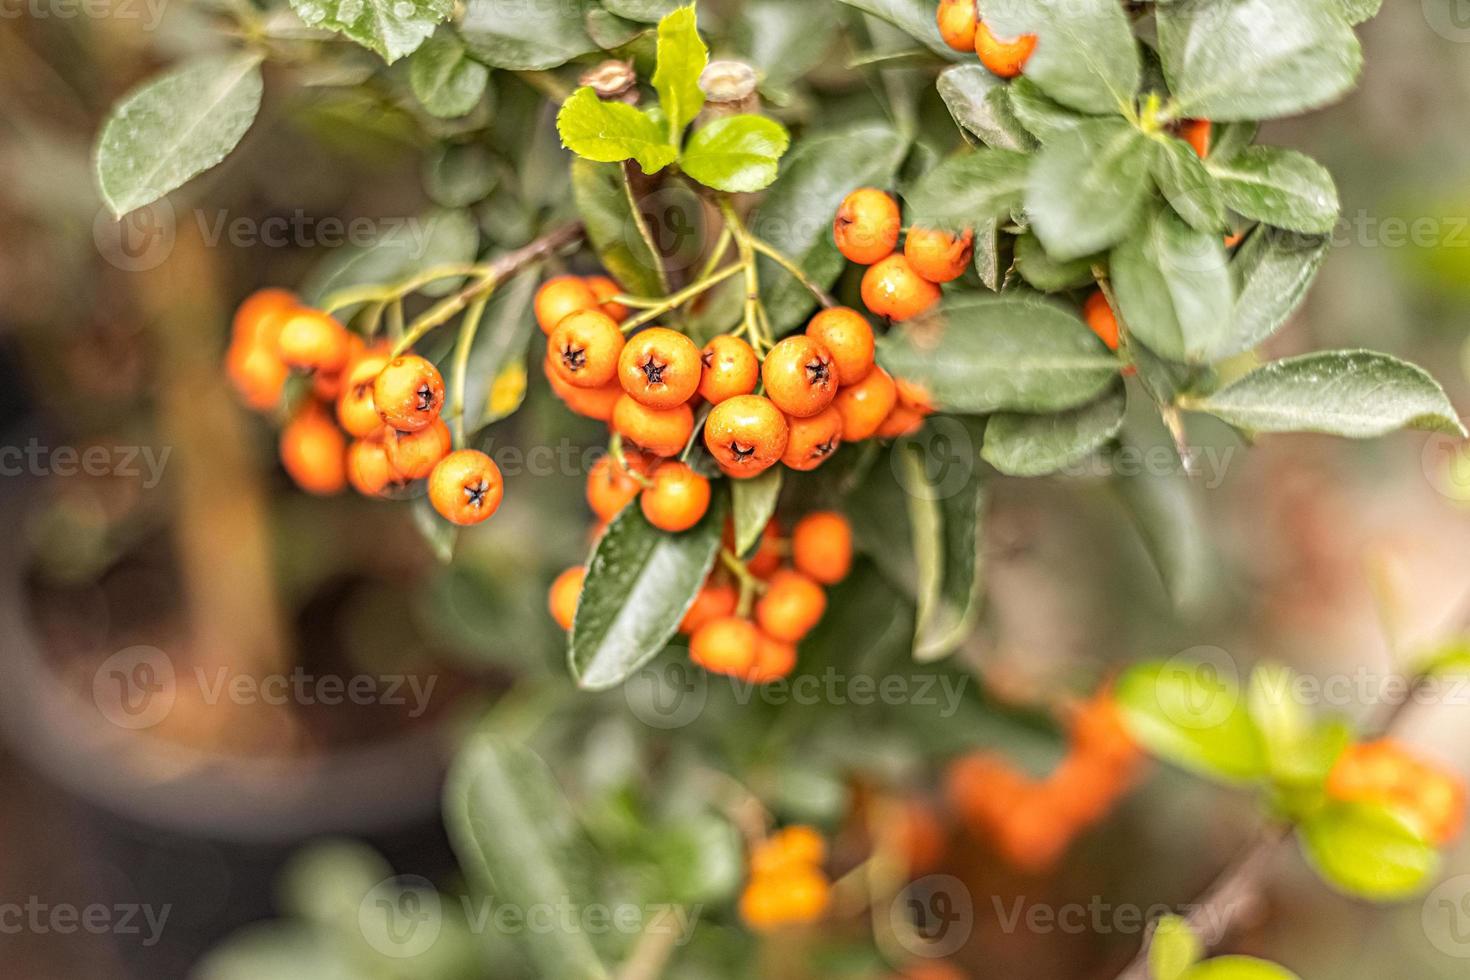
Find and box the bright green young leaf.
[289,0,450,63]
[652,5,708,142]
[1157,0,1362,121]
[732,466,781,556]
[571,497,726,690]
[936,65,1036,152]
[1149,915,1204,980]
[1226,228,1330,356]
[1116,660,1268,784]
[1152,136,1228,233]
[459,0,597,70]
[1298,802,1442,901]
[876,295,1119,414]
[983,0,1141,115]
[1027,119,1152,262]
[1245,662,1350,788]
[557,87,679,174]
[95,53,263,216]
[1208,146,1340,235]
[903,150,1030,235]
[570,158,667,298]
[1185,351,1466,438]
[1012,232,1097,292]
[1342,0,1383,24]
[1107,436,1215,612]
[982,384,1126,477]
[680,114,791,193]
[1182,957,1303,980]
[409,30,490,119]
[833,0,968,59]
[1007,77,1094,142]
[1110,204,1234,363]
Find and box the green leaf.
[95,53,263,216]
[1116,659,1268,784]
[1208,146,1340,235]
[556,87,679,174]
[973,218,1004,291]
[571,159,666,298]
[651,5,707,142]
[680,114,791,193]
[1226,228,1330,356]
[833,0,968,59]
[570,497,726,690]
[445,735,612,979]
[754,123,909,330]
[1007,77,1093,142]
[303,208,478,311]
[982,384,1126,477]
[409,30,490,118]
[904,150,1030,236]
[461,272,539,433]
[1246,663,1350,789]
[1182,958,1303,980]
[1149,916,1203,980]
[424,143,497,207]
[735,0,839,87]
[1185,351,1467,438]
[876,295,1120,414]
[1298,802,1441,901]
[1012,232,1097,292]
[936,65,1036,152]
[1107,436,1214,612]
[901,423,987,661]
[1342,0,1383,25]
[289,0,450,63]
[1157,0,1362,122]
[1110,204,1234,363]
[983,0,1141,115]
[585,9,646,48]
[731,467,781,556]
[460,0,597,70]
[847,452,918,595]
[602,0,680,22]
[1152,136,1227,233]
[1027,119,1152,262]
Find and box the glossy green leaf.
[1245,663,1350,789]
[1298,802,1441,901]
[833,0,967,59]
[984,0,1141,115]
[1107,436,1215,612]
[460,0,597,70]
[424,143,496,207]
[1185,351,1466,438]
[556,87,679,174]
[1149,916,1203,980]
[1012,232,1097,292]
[680,114,791,192]
[1027,119,1152,262]
[95,53,263,216]
[570,158,666,297]
[461,272,539,432]
[876,295,1119,414]
[1208,146,1340,235]
[303,208,478,310]
[1116,660,1268,784]
[1182,958,1302,980]
[1152,136,1227,233]
[973,218,1004,291]
[651,5,707,142]
[1007,77,1093,142]
[289,0,450,63]
[1226,228,1330,356]
[1110,204,1234,363]
[737,1,840,87]
[409,30,490,118]
[936,65,1035,152]
[731,467,781,556]
[602,0,680,23]
[904,149,1030,235]
[982,384,1126,477]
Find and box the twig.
[618,263,747,333]
[749,237,836,310]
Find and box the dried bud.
[581,60,638,103]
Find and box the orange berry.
[905,227,974,284]
[611,394,695,457]
[226,341,288,412]
[746,630,798,684]
[745,519,784,578]
[993,792,1072,874]
[805,307,875,386]
[781,406,844,472]
[585,275,628,321]
[680,579,739,635]
[875,405,926,439]
[346,437,397,497]
[336,352,390,438]
[698,334,760,405]
[755,570,827,643]
[618,327,702,409]
[1069,691,1141,771]
[640,461,711,532]
[586,452,650,522]
[535,275,600,334]
[276,308,351,374]
[752,826,827,874]
[550,309,625,389]
[1328,741,1466,845]
[545,357,622,422]
[1082,290,1120,351]
[762,335,838,418]
[791,512,852,585]
[833,188,901,265]
[1045,754,1124,828]
[690,616,760,677]
[975,19,1037,79]
[548,566,585,631]
[833,365,898,442]
[232,288,297,348]
[894,799,947,875]
[936,0,978,52]
[373,355,445,432]
[895,377,935,415]
[862,254,942,321]
[704,395,789,478]
[280,404,347,496]
[1179,118,1212,158]
[428,449,503,526]
[383,417,452,480]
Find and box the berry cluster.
[946,690,1142,874]
[937,0,1038,78]
[833,188,970,323]
[738,825,832,932]
[1326,740,1466,846]
[226,289,503,527]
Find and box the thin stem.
[321,263,484,315]
[449,293,492,448]
[618,262,746,334]
[610,293,667,310]
[721,548,766,617]
[695,226,735,284]
[387,298,405,343]
[750,237,836,309]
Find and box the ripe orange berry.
[781,406,844,472]
[745,519,784,578]
[975,19,1037,79]
[373,355,445,432]
[226,341,288,412]
[746,630,798,684]
[805,307,875,386]
[751,826,827,875]
[1044,754,1125,827]
[680,579,739,635]
[1179,118,1212,158]
[936,0,978,52]
[535,275,600,334]
[755,570,827,643]
[739,869,829,931]
[428,449,503,526]
[346,437,397,497]
[548,566,585,631]
[618,327,702,409]
[875,405,925,439]
[612,395,695,457]
[833,188,901,265]
[280,404,347,496]
[690,616,760,677]
[384,417,452,480]
[762,336,838,419]
[862,254,942,321]
[1327,740,1466,846]
[791,512,852,585]
[698,334,760,405]
[336,352,389,437]
[641,461,711,532]
[905,227,974,284]
[833,365,899,442]
[545,358,622,422]
[586,452,650,522]
[233,288,297,348]
[276,308,351,374]
[704,395,789,478]
[585,275,628,321]
[1082,290,1120,351]
[550,309,625,389]
[1068,691,1141,772]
